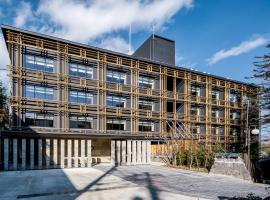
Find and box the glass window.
[106,119,126,130]
[191,106,200,115]
[139,121,153,132]
[106,95,126,107]
[212,90,219,100]
[211,109,218,118]
[69,63,94,78]
[68,90,93,104]
[25,112,54,127]
[138,100,153,111]
[106,70,126,84]
[25,85,54,100]
[24,55,54,72]
[191,85,200,96]
[192,125,201,134]
[139,76,154,88]
[69,116,93,129]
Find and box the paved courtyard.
[0,165,269,200]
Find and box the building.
[0,25,259,170]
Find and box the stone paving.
[0,165,269,200]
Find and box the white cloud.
[35,0,193,43]
[98,36,133,55]
[207,36,268,65]
[13,1,32,28]
[0,0,193,88]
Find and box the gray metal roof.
[1,24,258,87]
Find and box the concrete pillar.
[30,139,34,169]
[137,140,142,164]
[111,140,115,164]
[142,140,146,164]
[13,139,17,170]
[67,140,72,168]
[132,140,137,165]
[81,140,85,167]
[53,139,58,168]
[121,140,126,165]
[46,139,50,169]
[126,140,131,165]
[87,140,91,167]
[146,140,151,164]
[38,139,42,169]
[21,139,26,170]
[74,140,78,168]
[4,139,9,170]
[116,140,121,165]
[60,140,65,168]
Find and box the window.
[230,111,240,120]
[106,70,126,84]
[106,95,126,108]
[25,112,54,127]
[24,55,54,72]
[107,119,126,130]
[69,90,93,104]
[230,128,239,136]
[138,100,153,111]
[69,63,94,78]
[69,115,93,129]
[211,126,219,135]
[191,106,200,115]
[139,76,154,89]
[191,85,200,96]
[212,90,219,100]
[211,109,218,118]
[191,126,200,134]
[139,121,154,132]
[25,85,54,100]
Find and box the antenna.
[151,23,155,60]
[128,24,132,54]
[152,23,155,39]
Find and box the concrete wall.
[210,158,252,181]
[0,138,92,170]
[111,140,151,166]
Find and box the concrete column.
[111,140,115,164]
[74,140,78,168]
[60,140,65,168]
[38,139,42,169]
[137,140,142,164]
[30,139,34,169]
[81,140,85,167]
[116,140,121,165]
[13,139,17,170]
[46,139,50,168]
[87,140,92,167]
[53,139,58,168]
[21,139,26,170]
[146,140,151,164]
[4,139,9,170]
[67,140,72,168]
[142,140,146,164]
[126,140,131,165]
[132,140,137,165]
[121,140,126,165]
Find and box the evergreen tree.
[0,81,8,129]
[251,44,270,131]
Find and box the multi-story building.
[0,25,259,170]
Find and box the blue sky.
[0,0,270,84]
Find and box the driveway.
[0,165,269,200]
